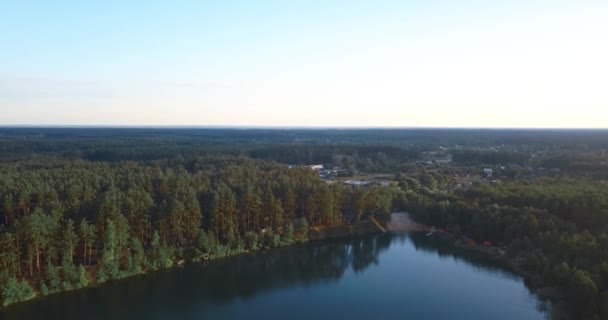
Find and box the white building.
[308,164,324,171]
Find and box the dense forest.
[1,128,608,319]
[0,156,400,308]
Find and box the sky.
[1,0,607,128]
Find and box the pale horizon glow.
[1,1,607,128]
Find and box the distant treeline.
[451,150,530,165]
[1,128,608,173]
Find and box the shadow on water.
[406,233,517,277]
[405,233,552,317]
[1,234,547,320]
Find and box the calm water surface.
[1,234,548,320]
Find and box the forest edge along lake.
[1,214,550,320]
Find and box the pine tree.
[282,223,295,245]
[62,219,78,265]
[297,217,309,242]
[0,233,19,278]
[97,219,119,283]
[46,261,61,292]
[148,231,172,271]
[245,231,259,251]
[78,265,88,288]
[79,218,96,266]
[130,237,145,273]
[2,277,35,307]
[196,230,210,254]
[23,209,54,276]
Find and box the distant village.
[289,144,569,191]
[286,164,394,187]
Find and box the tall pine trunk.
[35,242,40,273]
[83,237,87,265]
[29,255,33,277]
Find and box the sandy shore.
[386,212,428,232]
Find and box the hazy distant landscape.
[0,128,607,319]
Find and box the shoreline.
[2,214,566,317]
[308,220,381,240]
[1,220,383,310]
[397,222,567,319]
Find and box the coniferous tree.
[79,219,96,266]
[148,231,172,271]
[97,220,119,283]
[77,265,88,288]
[23,209,55,276]
[62,219,77,265]
[129,237,145,274]
[2,277,35,307]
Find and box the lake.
[1,234,548,320]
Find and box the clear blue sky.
[1,0,607,127]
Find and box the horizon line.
[1,124,608,131]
